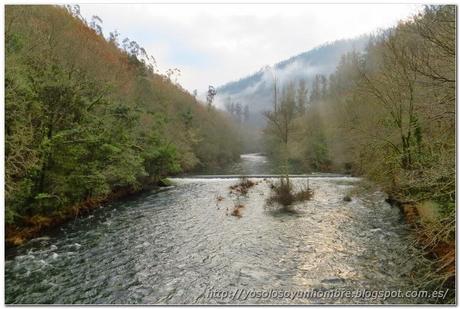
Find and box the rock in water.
[321,277,346,284]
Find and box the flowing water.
[5,154,424,304]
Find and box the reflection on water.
[195,153,332,176]
[193,153,276,175]
[5,174,423,304]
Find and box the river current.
[5,154,423,304]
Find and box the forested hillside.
[5,5,241,228]
[263,5,455,285]
[216,36,369,127]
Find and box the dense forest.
[5,5,242,228]
[263,5,455,286]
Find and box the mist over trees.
[5,5,242,224]
[263,4,455,229]
[216,36,370,127]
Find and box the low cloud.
[79,3,423,93]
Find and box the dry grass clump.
[266,178,313,212]
[225,177,256,219]
[229,177,257,196]
[406,208,455,298]
[268,178,295,206]
[294,185,314,202]
[231,204,245,218]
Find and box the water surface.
[5,154,422,304]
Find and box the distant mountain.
[216,35,370,127]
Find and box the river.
[5,153,424,304]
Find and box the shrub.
[266,177,313,212]
[231,204,245,218]
[229,177,256,196]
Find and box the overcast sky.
[80,3,423,93]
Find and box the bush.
[266,177,313,212]
[231,204,245,218]
[229,177,256,196]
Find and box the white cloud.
[79,3,423,93]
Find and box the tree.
[4,5,243,227]
[296,79,308,114]
[243,104,250,122]
[264,82,297,179]
[357,29,419,170]
[206,85,217,107]
[224,96,234,115]
[234,102,242,123]
[309,74,321,103]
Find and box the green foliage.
[5,5,242,224]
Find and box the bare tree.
[296,79,308,114]
[206,85,217,107]
[264,82,297,180]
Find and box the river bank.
[351,179,455,299]
[385,196,455,295]
[5,153,268,247]
[5,181,170,248]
